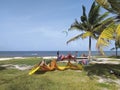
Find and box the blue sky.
[0,0,114,51]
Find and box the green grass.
[0,57,43,65]
[84,64,120,79]
[0,58,119,90]
[0,57,54,66]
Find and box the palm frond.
[95,0,113,12]
[88,1,96,19]
[97,12,109,22]
[108,0,120,14]
[116,24,120,40]
[67,33,83,44]
[99,25,115,39]
[91,33,98,40]
[115,15,120,22]
[81,5,87,22]
[81,32,92,39]
[69,20,87,32]
[96,37,110,55]
[98,47,105,55]
[96,24,117,55]
[62,31,68,36]
[96,0,120,14]
[89,2,100,25]
[96,38,109,56]
[93,12,110,29]
[116,24,120,36]
[93,17,114,34]
[96,0,109,9]
[68,20,81,31]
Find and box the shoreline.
[0,57,26,61]
[0,56,120,65]
[0,56,57,61]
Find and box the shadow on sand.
[84,64,120,78]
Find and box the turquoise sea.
[0,51,119,57]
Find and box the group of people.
[57,51,78,61]
[56,51,89,65]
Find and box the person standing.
[57,51,60,60]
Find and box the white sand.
[0,57,30,61]
[1,64,32,70]
[90,57,120,64]
[0,58,13,61]
[91,61,120,64]
[42,56,57,59]
[13,65,32,70]
[0,56,57,60]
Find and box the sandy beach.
[0,57,26,61]
[0,56,120,64]
[0,56,57,61]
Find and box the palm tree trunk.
[115,42,118,57]
[115,47,118,57]
[88,36,91,61]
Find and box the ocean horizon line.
[0,50,118,52]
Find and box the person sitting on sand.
[37,60,50,71]
[66,53,77,62]
[38,59,57,71]
[81,53,87,57]
[39,60,47,66]
[57,54,66,61]
[57,53,76,62]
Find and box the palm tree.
[111,40,120,57]
[95,0,120,22]
[95,0,120,12]
[114,40,120,56]
[96,24,120,56]
[67,2,113,60]
[95,0,120,56]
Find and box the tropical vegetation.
[95,0,120,56]
[111,40,120,57]
[96,0,120,17]
[67,2,113,59]
[96,23,120,56]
